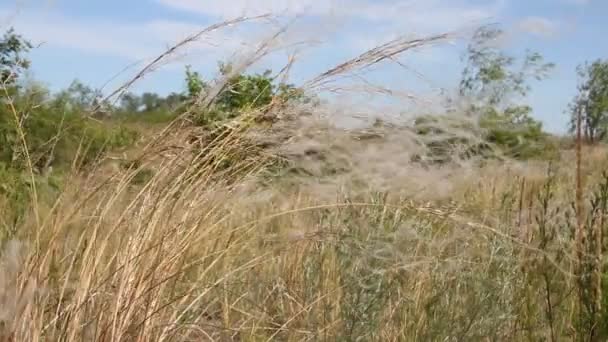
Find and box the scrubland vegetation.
[1,17,608,341]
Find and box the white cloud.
[517,16,559,38]
[0,8,259,61]
[157,0,335,18]
[0,0,505,70]
[152,0,504,75]
[157,0,503,33]
[0,0,507,93]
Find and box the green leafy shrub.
[118,108,179,124]
[411,109,558,163]
[0,82,137,237]
[0,164,30,232]
[77,121,139,166]
[0,88,138,173]
[480,107,559,160]
[185,62,311,128]
[0,162,63,236]
[115,91,185,124]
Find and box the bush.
[0,165,30,232]
[117,109,179,124]
[479,107,559,160]
[186,63,311,128]
[412,114,494,164]
[0,162,63,236]
[0,83,138,235]
[412,109,559,163]
[0,85,138,173]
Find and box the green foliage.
[460,26,554,108]
[0,29,137,178]
[413,110,558,163]
[480,106,559,160]
[569,59,608,143]
[215,65,274,111]
[139,92,161,112]
[457,25,556,160]
[0,27,32,85]
[0,165,31,232]
[119,92,141,113]
[0,27,137,230]
[0,162,64,235]
[185,65,207,99]
[55,80,101,110]
[0,60,139,171]
[0,79,137,233]
[116,91,184,123]
[186,62,311,127]
[0,82,138,173]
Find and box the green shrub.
[0,83,137,237]
[185,63,312,128]
[0,162,63,237]
[412,115,494,164]
[118,109,179,124]
[0,95,138,173]
[479,107,559,160]
[0,164,30,232]
[412,109,559,163]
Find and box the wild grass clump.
[3,137,608,340]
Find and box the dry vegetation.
[0,16,607,342]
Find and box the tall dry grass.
[3,126,608,341]
[1,16,607,342]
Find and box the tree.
[568,59,608,144]
[460,26,554,113]
[163,92,187,111]
[59,80,101,109]
[185,65,207,99]
[0,27,32,85]
[0,28,33,170]
[119,92,142,113]
[140,92,162,112]
[457,25,556,159]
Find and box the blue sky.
[0,0,607,133]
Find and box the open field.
[1,12,608,342]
